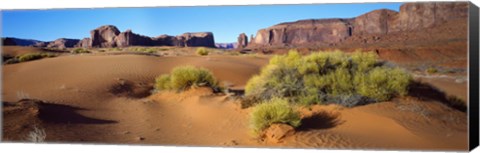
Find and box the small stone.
[263,124,295,143]
[135,136,145,141]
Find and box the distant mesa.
[87,25,216,48]
[2,37,43,46]
[215,42,237,49]
[2,25,216,49]
[247,2,468,47]
[2,2,468,50]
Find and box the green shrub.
[154,65,219,92]
[244,50,412,107]
[154,74,172,91]
[196,47,209,56]
[355,67,411,101]
[250,98,301,136]
[17,53,56,62]
[71,48,91,54]
[145,48,157,54]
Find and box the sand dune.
[1,53,467,150]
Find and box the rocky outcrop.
[87,25,215,48]
[46,38,80,49]
[353,9,398,35]
[152,35,175,46]
[75,38,91,48]
[249,2,468,47]
[115,30,154,47]
[251,19,354,47]
[390,2,469,32]
[237,33,248,48]
[90,25,121,48]
[180,32,215,47]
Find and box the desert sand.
[2,46,468,150]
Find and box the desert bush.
[4,58,19,64]
[154,66,219,92]
[426,67,438,74]
[17,53,56,62]
[154,74,172,91]
[249,98,301,136]
[26,126,46,143]
[355,67,411,101]
[244,50,412,107]
[71,48,91,54]
[196,47,209,56]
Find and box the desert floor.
[1,46,468,151]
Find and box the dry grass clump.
[196,47,209,56]
[245,50,412,107]
[71,48,91,54]
[154,65,219,92]
[249,98,301,136]
[26,126,46,143]
[426,67,438,74]
[5,53,57,64]
[130,47,157,54]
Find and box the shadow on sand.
[408,81,466,112]
[297,111,344,131]
[37,102,117,124]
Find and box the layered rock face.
[353,9,398,35]
[252,19,355,47]
[249,2,468,47]
[237,33,248,48]
[390,2,468,32]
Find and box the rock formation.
[249,2,468,47]
[237,33,248,48]
[75,38,91,48]
[90,25,121,48]
[180,32,215,47]
[390,2,468,32]
[46,38,80,49]
[84,25,215,48]
[115,30,154,47]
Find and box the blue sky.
[1,3,402,43]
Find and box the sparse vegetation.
[26,126,46,143]
[16,91,30,100]
[245,50,412,107]
[4,53,58,64]
[426,67,438,74]
[71,48,91,54]
[249,98,301,136]
[196,47,209,56]
[154,65,219,92]
[131,47,157,54]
